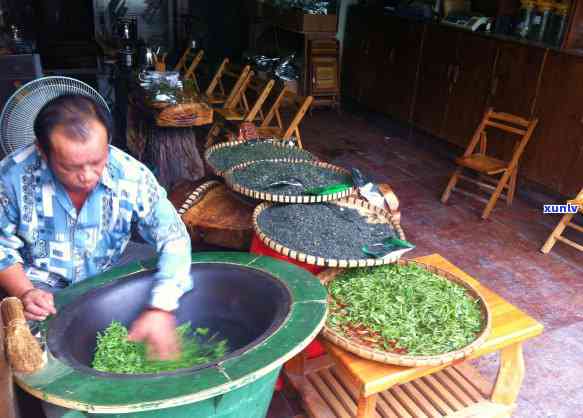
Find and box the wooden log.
[143,125,205,190]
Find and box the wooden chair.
[254,88,314,149]
[204,66,253,146]
[204,58,230,105]
[175,48,204,91]
[541,188,583,254]
[216,78,275,122]
[203,61,254,109]
[440,108,538,220]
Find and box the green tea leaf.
[327,264,484,356]
[92,321,228,374]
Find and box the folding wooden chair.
[204,66,253,146]
[175,48,204,91]
[174,45,193,72]
[216,78,275,122]
[541,188,583,254]
[254,88,314,149]
[440,108,538,220]
[204,58,230,105]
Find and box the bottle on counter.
[119,44,135,69]
[515,0,536,38]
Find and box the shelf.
[286,357,514,418]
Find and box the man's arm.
[0,264,55,320]
[127,170,191,360]
[0,180,56,320]
[134,171,192,311]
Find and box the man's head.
[33,94,112,194]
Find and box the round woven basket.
[157,102,213,127]
[318,260,492,367]
[253,196,407,268]
[176,180,222,216]
[204,140,317,177]
[225,159,356,204]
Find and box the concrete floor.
[266,106,582,418]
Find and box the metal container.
[119,45,134,68]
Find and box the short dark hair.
[33,94,112,156]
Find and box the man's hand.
[128,309,180,361]
[20,288,57,321]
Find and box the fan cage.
[0,76,110,158]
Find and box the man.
[0,94,192,360]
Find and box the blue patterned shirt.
[0,145,192,311]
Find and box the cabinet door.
[342,11,369,100]
[488,42,546,119]
[562,148,583,197]
[484,42,547,161]
[357,16,385,106]
[412,24,459,137]
[527,51,583,194]
[442,33,497,148]
[372,16,424,122]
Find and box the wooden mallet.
[1,297,45,373]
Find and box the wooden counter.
[343,6,583,197]
[285,254,544,418]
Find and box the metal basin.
[48,263,291,377]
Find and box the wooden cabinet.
[341,5,583,196]
[527,51,583,195]
[370,15,424,122]
[412,24,459,137]
[309,39,340,97]
[484,42,547,162]
[487,42,547,119]
[442,34,497,147]
[342,11,377,102]
[413,25,496,146]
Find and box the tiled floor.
[266,106,582,418]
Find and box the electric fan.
[0,76,110,158]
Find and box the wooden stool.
[285,254,544,418]
[541,187,583,254]
[171,180,256,251]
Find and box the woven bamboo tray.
[317,260,492,367]
[204,140,318,177]
[225,159,356,203]
[176,180,255,250]
[156,102,213,127]
[253,196,407,267]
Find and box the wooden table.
[285,254,544,418]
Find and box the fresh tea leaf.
[92,321,228,374]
